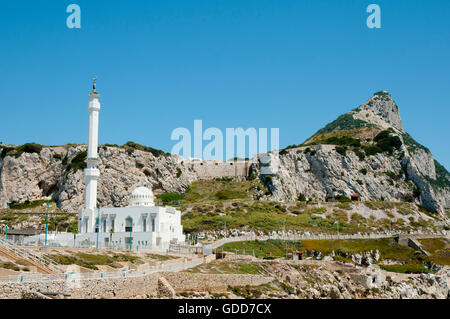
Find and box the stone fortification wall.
[190,160,252,179]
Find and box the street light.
[96,208,101,249]
[129,223,132,250]
[44,198,50,247]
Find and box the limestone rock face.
[253,92,449,214]
[353,92,405,133]
[0,145,199,212]
[158,277,176,298]
[264,145,414,204]
[0,92,448,216]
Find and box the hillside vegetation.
[159,180,444,235]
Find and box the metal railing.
[0,237,62,273]
[0,257,204,284]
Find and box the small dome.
[128,186,154,207]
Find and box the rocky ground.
[178,257,450,299]
[1,244,449,299]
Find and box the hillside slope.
[0,92,449,218]
[253,92,450,215]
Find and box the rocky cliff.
[0,145,200,212]
[254,91,450,215]
[1,91,449,216]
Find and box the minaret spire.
[84,78,101,212]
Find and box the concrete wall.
[161,272,274,293]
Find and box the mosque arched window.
[125,217,133,232]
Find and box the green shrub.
[359,168,368,175]
[156,192,184,204]
[335,146,347,156]
[379,263,428,274]
[123,141,166,157]
[374,91,390,97]
[413,186,421,198]
[353,148,365,161]
[373,130,402,154]
[424,160,450,190]
[67,151,87,172]
[313,113,374,135]
[337,202,352,210]
[2,143,43,158]
[215,190,246,200]
[303,148,317,156]
[336,195,351,202]
[9,199,50,210]
[20,143,43,154]
[363,145,383,156]
[323,136,361,147]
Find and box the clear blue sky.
[1,1,449,168]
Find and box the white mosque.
[77,80,186,249]
[25,81,185,250]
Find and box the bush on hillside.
[123,141,166,157]
[67,151,87,171]
[156,192,184,204]
[335,146,347,156]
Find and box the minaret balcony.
[87,157,100,165]
[84,168,100,178]
[88,92,101,99]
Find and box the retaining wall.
[0,272,273,298]
[161,272,274,293]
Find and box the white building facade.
[24,81,186,250]
[78,187,185,249]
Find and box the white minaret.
[84,78,101,212]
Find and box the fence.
[0,237,62,273]
[0,256,204,284]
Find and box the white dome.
[128,186,155,207]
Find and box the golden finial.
[92,77,97,93]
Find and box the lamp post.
[44,198,50,247]
[96,208,101,249]
[129,225,132,250]
[5,201,11,240]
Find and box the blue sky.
[0,1,449,168]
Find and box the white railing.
[0,237,62,273]
[0,257,204,284]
